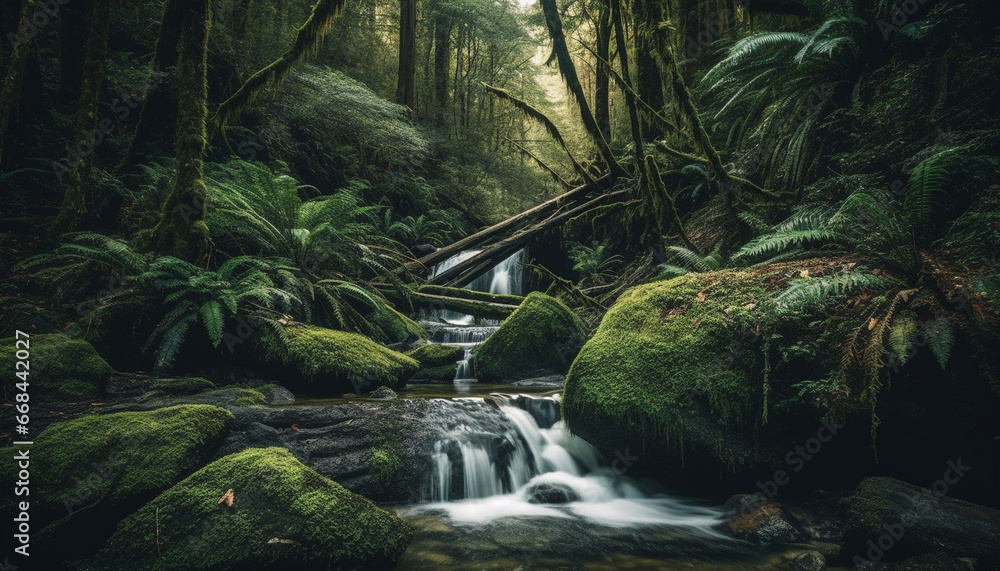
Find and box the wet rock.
[726,501,807,544]
[843,476,1000,563]
[867,551,971,570]
[257,384,295,405]
[370,386,398,399]
[792,550,826,571]
[525,482,580,504]
[0,333,113,400]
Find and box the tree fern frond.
[200,300,225,348]
[777,271,899,311]
[924,318,955,370]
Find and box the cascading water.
[422,248,527,385]
[413,394,726,532]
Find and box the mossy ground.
[22,405,234,522]
[0,334,113,400]
[264,324,419,394]
[474,292,588,383]
[93,447,412,570]
[149,377,215,395]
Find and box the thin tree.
[53,0,113,230]
[397,0,417,109]
[0,0,39,165]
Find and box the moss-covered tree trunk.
[633,0,665,139]
[396,0,417,109]
[58,0,89,99]
[147,0,213,262]
[540,0,618,173]
[115,0,186,172]
[432,1,451,124]
[594,2,612,144]
[0,0,39,165]
[53,0,113,231]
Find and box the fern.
[734,229,846,263]
[888,314,918,366]
[777,271,900,311]
[904,148,957,230]
[924,318,955,370]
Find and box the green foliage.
[904,148,956,230]
[567,240,624,287]
[888,314,918,367]
[92,447,412,570]
[654,246,723,280]
[140,256,299,371]
[776,271,900,313]
[924,318,955,370]
[406,344,464,368]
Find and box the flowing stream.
[394,251,800,569]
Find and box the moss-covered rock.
[563,271,768,468]
[262,324,419,394]
[92,447,412,570]
[409,363,459,383]
[407,343,464,368]
[0,333,113,400]
[148,377,215,395]
[372,305,427,343]
[27,405,235,517]
[474,292,588,383]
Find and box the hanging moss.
[92,447,412,570]
[474,292,588,383]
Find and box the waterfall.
[420,248,527,383]
[416,394,725,530]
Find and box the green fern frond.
[904,148,958,229]
[888,314,918,366]
[200,300,225,348]
[733,229,846,263]
[924,318,955,370]
[777,271,899,311]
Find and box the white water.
[413,394,726,532]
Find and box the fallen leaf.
[90,401,107,406]
[696,291,707,302]
[218,489,234,507]
[873,268,882,276]
[744,303,757,311]
[693,316,703,330]
[799,269,810,278]
[868,317,879,331]
[290,424,301,433]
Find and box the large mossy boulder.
[92,447,413,570]
[563,270,773,476]
[1,405,234,564]
[0,333,113,399]
[262,324,419,394]
[474,292,588,383]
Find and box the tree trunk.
[53,0,112,231]
[59,0,89,99]
[396,0,417,109]
[116,0,186,172]
[539,0,618,173]
[633,0,665,139]
[594,1,612,144]
[147,0,213,262]
[432,1,451,123]
[0,0,39,165]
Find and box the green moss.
[369,386,398,399]
[406,344,464,368]
[372,305,428,343]
[563,270,771,467]
[0,334,113,400]
[28,405,234,519]
[474,292,588,383]
[371,447,403,483]
[265,325,419,394]
[149,377,215,395]
[227,387,268,407]
[93,448,412,570]
[417,284,525,306]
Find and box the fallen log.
[416,285,524,306]
[409,175,613,273]
[430,189,630,288]
[408,292,519,320]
